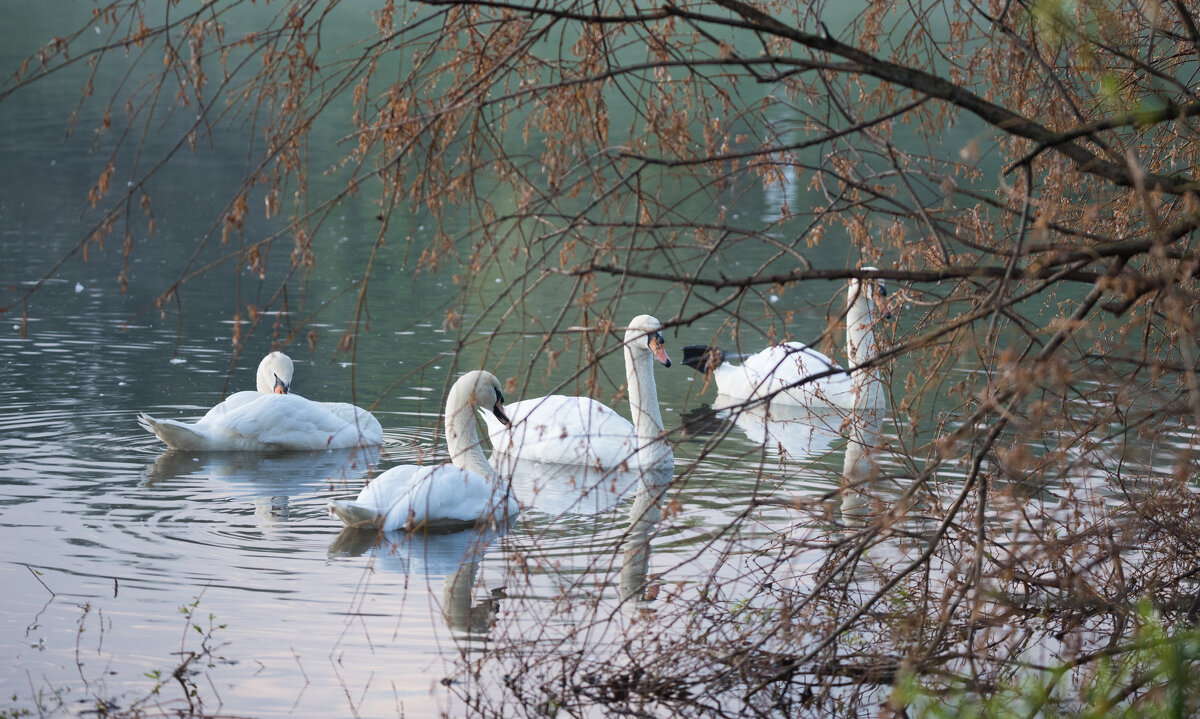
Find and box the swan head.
[256,352,294,394]
[849,267,891,320]
[625,315,672,368]
[453,370,511,427]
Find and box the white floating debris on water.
[769,294,779,303]
[170,357,187,365]
[75,283,84,293]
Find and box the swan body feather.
[709,342,855,408]
[329,463,516,531]
[486,395,640,468]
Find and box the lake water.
[1,281,902,717]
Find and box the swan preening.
[682,271,889,409]
[138,352,383,452]
[328,370,518,531]
[482,315,674,471]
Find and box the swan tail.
[328,500,383,530]
[138,413,209,450]
[681,345,725,374]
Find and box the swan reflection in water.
[685,376,891,522]
[712,393,844,462]
[619,464,674,608]
[329,523,508,637]
[837,373,890,524]
[496,454,644,518]
[839,405,887,523]
[142,445,381,523]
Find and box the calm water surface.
[1,285,899,717]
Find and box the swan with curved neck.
[681,270,889,409]
[328,370,518,531]
[256,351,293,394]
[484,314,673,471]
[138,351,383,451]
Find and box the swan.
[482,315,674,471]
[681,270,889,409]
[328,370,518,531]
[138,352,383,452]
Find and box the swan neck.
[846,291,878,368]
[445,387,498,481]
[625,346,665,444]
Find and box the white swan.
[482,315,673,471]
[328,370,518,531]
[138,352,383,452]
[681,271,889,409]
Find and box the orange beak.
[876,285,892,320]
[650,335,672,367]
[492,400,511,427]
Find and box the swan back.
[256,352,294,394]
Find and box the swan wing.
[348,464,516,531]
[721,343,854,407]
[190,394,379,451]
[740,342,843,381]
[328,464,425,528]
[355,464,424,506]
[320,401,384,446]
[487,395,637,467]
[137,391,267,450]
